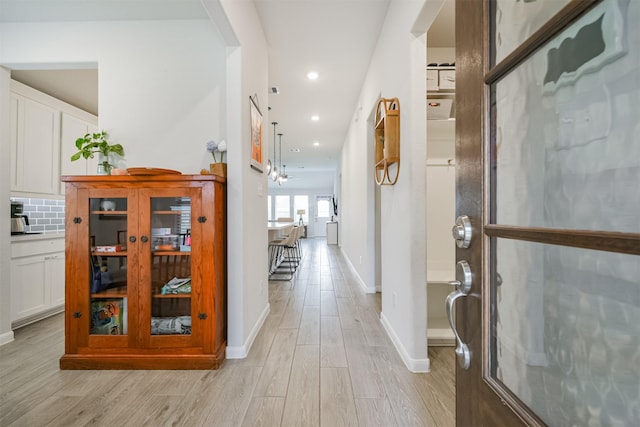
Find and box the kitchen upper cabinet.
[10,82,61,196]
[10,79,98,197]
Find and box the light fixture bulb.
[311,115,319,121]
[313,142,320,147]
[307,71,318,80]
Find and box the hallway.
[0,238,455,426]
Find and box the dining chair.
[268,226,299,280]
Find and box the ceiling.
[2,0,454,190]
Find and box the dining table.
[268,221,295,241]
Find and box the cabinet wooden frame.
[60,174,226,370]
[374,97,401,185]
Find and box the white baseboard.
[427,328,455,347]
[226,303,270,359]
[0,330,15,347]
[340,247,376,294]
[380,312,430,373]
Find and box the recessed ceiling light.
[313,142,320,147]
[307,71,318,80]
[311,115,319,121]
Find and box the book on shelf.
[92,245,124,253]
[90,299,126,335]
[161,277,192,295]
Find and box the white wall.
[1,20,227,173]
[339,0,430,372]
[0,67,14,345]
[0,6,272,358]
[216,0,270,358]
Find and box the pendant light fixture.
[277,133,284,185]
[271,128,279,182]
[268,122,277,176]
[279,164,288,184]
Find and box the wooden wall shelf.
[374,97,401,185]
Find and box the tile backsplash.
[12,198,65,233]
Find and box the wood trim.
[61,174,226,184]
[485,0,601,84]
[484,225,640,255]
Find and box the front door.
[455,0,639,425]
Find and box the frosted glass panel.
[493,0,640,232]
[493,0,570,64]
[492,238,640,426]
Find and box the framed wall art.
[249,95,264,173]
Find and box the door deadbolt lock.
[451,215,472,248]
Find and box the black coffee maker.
[11,200,29,235]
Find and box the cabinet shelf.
[152,293,191,299]
[91,210,127,215]
[153,210,184,215]
[152,251,191,256]
[91,286,128,298]
[92,251,127,257]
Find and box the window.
[294,195,309,224]
[316,195,332,218]
[275,195,290,219]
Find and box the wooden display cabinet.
[60,175,226,369]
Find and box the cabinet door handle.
[140,235,149,243]
[129,236,137,243]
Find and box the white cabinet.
[10,83,61,195]
[10,236,65,327]
[49,253,66,307]
[327,221,338,245]
[10,80,98,196]
[438,69,455,90]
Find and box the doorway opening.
[425,0,456,348]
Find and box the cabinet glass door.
[89,196,129,336]
[149,196,192,336]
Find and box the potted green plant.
[71,131,124,175]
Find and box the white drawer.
[426,69,439,91]
[439,70,455,90]
[11,238,65,258]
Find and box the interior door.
[454,0,640,425]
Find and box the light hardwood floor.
[0,238,455,426]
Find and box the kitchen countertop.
[11,231,65,242]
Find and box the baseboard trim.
[380,312,430,373]
[428,327,455,347]
[340,247,376,294]
[226,302,270,359]
[0,330,15,347]
[11,305,64,330]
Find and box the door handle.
[446,260,472,369]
